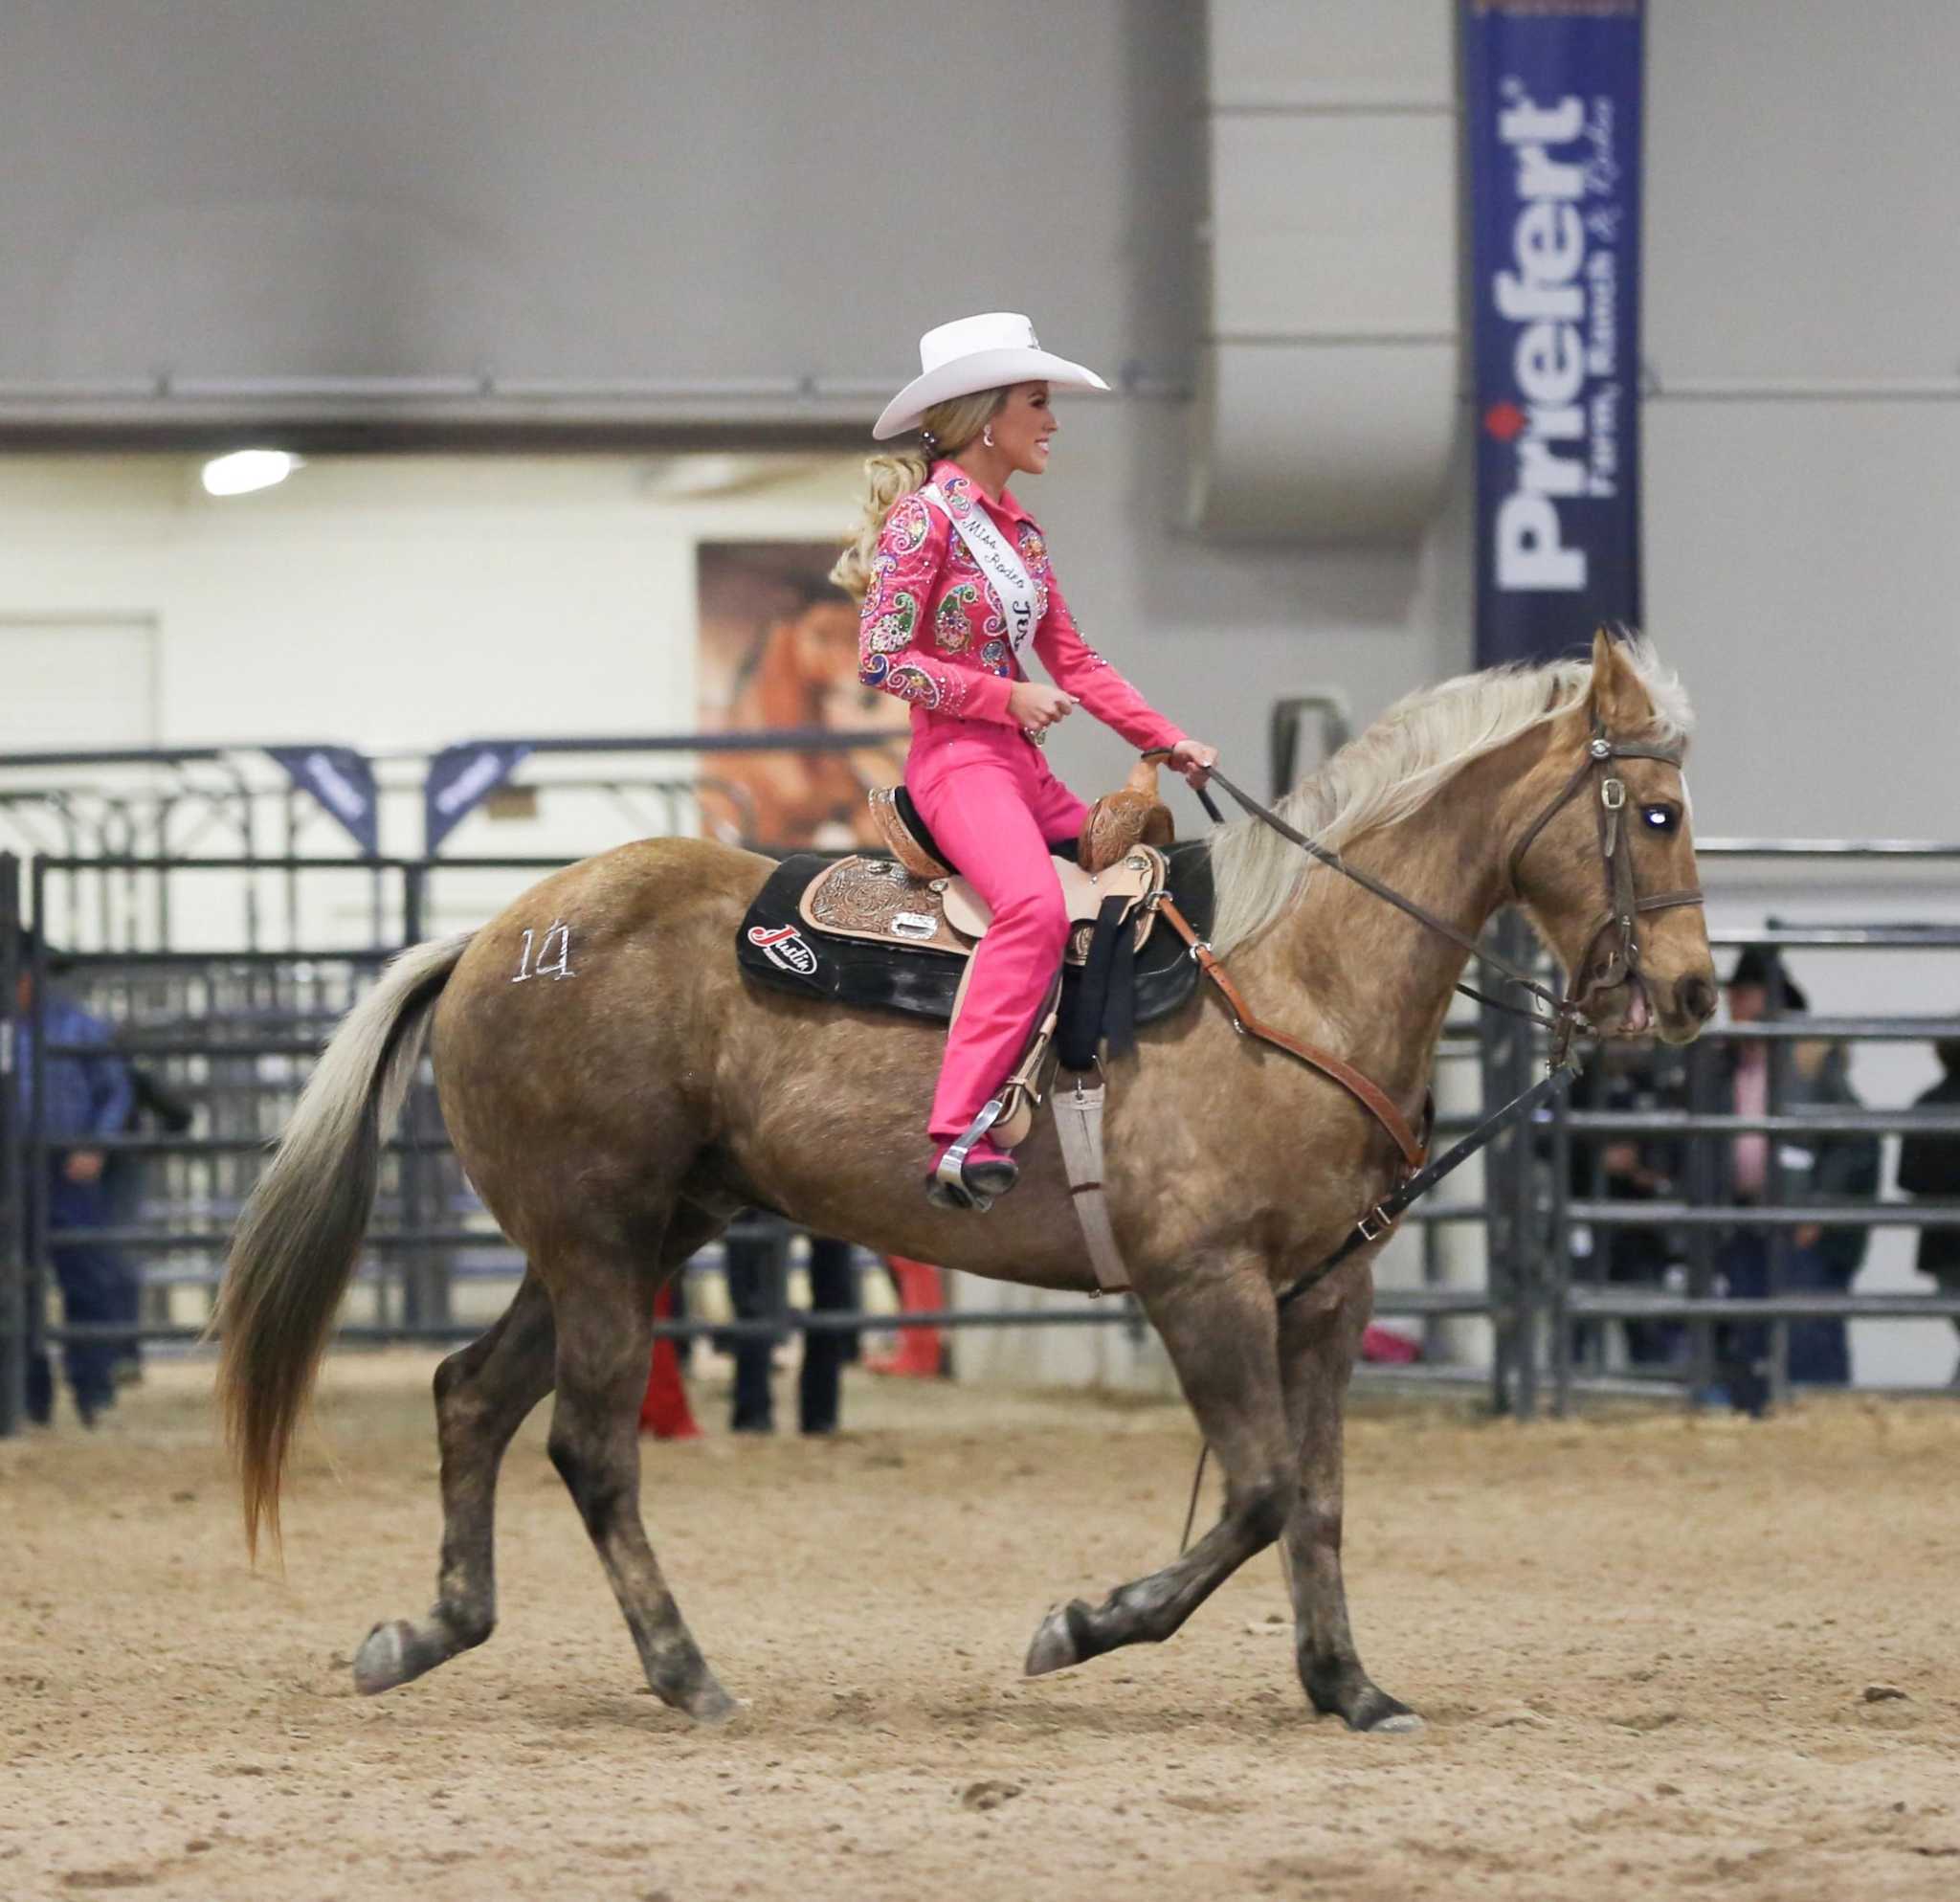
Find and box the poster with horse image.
[695,540,910,850]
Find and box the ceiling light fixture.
[201,449,301,496]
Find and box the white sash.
[922,481,1038,650]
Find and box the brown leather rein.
[1162,724,1704,1555]
[1152,898,1428,1172]
[1145,722,1704,1189]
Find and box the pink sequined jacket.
[856,461,1186,753]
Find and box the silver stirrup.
[933,1098,1007,1208]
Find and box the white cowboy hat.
[872,311,1110,441]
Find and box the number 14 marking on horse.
[511,920,574,983]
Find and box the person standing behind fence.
[15,930,135,1428]
[1715,947,1879,1412]
[1895,1030,1960,1386]
[722,1216,860,1435]
[1569,1041,1684,1370]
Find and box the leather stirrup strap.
[1053,1072,1131,1294]
[1154,897,1427,1174]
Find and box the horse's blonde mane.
[1206,638,1693,954]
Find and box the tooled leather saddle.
[738,760,1213,1274]
[735,775,1213,1054]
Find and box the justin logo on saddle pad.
[746,923,819,976]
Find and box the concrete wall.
[1643,2,1960,842]
[0,0,1198,401]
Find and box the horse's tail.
[215,931,475,1557]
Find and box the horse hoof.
[1362,1709,1424,1735]
[1023,1603,1083,1677]
[1348,1688,1423,1735]
[352,1620,412,1695]
[685,1680,741,1727]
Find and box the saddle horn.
[1078,754,1175,875]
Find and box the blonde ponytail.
[830,388,1011,601]
[830,450,930,601]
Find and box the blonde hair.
[831,388,1009,600]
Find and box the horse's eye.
[1641,805,1679,835]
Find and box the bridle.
[1503,720,1705,1055]
[1194,717,1704,1066]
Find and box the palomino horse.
[216,633,1715,1734]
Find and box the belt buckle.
[1021,726,1047,748]
[1355,1203,1394,1244]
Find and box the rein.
[1162,723,1705,1292]
[1179,719,1700,1197]
[1201,759,1570,1050]
[1153,721,1701,1552]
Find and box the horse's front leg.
[1279,1272,1420,1733]
[1025,1253,1296,1675]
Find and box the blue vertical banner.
[1466,0,1643,667]
[423,742,532,854]
[265,747,380,856]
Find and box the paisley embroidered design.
[859,466,1138,727]
[1013,526,1052,632]
[865,589,919,655]
[976,579,1007,641]
[934,584,978,652]
[885,663,943,709]
[885,494,931,551]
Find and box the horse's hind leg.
[1278,1286,1419,1734]
[545,1228,735,1724]
[354,1266,557,1693]
[1025,1256,1297,1674]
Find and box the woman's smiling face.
[989,381,1057,477]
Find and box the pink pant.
[905,716,1089,1141]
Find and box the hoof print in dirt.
[962,1780,1022,1812]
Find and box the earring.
[982,425,994,449]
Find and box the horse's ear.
[1588,626,1653,730]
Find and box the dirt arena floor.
[3,1353,1958,1902]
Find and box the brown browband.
[1154,897,1427,1174]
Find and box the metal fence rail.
[7,834,1960,1434]
[1542,840,1960,1418]
[0,849,1520,1433]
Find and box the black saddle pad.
[737,839,1214,1028]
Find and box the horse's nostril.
[1679,974,1717,1022]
